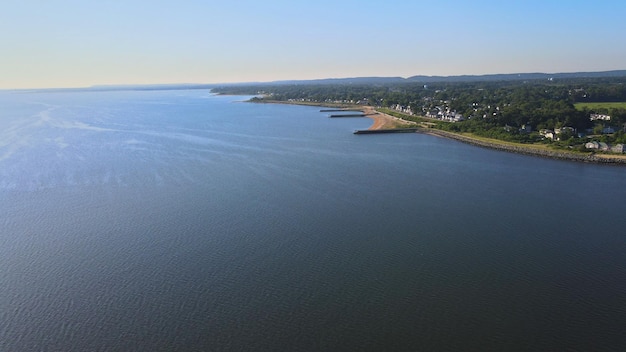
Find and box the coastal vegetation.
[574,102,626,110]
[212,75,626,162]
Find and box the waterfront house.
[599,142,610,151]
[611,144,625,153]
[426,109,439,118]
[590,114,611,121]
[585,141,600,149]
[554,126,575,135]
[539,129,555,140]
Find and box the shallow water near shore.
[2,90,626,351]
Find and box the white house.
[590,114,611,121]
[555,126,575,135]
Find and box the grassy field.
[574,102,626,110]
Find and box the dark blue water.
[1,90,625,351]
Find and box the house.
[391,104,414,115]
[426,109,440,118]
[585,141,600,149]
[539,129,555,140]
[554,126,575,135]
[539,129,552,136]
[441,111,464,122]
[611,144,625,153]
[599,142,610,151]
[520,124,532,133]
[448,112,464,122]
[590,114,611,121]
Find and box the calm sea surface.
[1,89,625,351]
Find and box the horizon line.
[3,68,626,91]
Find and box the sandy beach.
[362,107,416,130]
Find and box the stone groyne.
[354,128,421,134]
[329,113,367,118]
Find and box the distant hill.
[88,83,217,91]
[15,70,623,93]
[406,70,626,83]
[263,70,626,86]
[270,77,406,85]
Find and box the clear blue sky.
[1,0,625,89]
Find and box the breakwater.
[354,128,421,134]
[330,113,367,118]
[320,109,363,112]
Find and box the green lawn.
[574,102,626,110]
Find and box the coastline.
[421,129,626,164]
[248,99,626,165]
[359,106,626,165]
[361,107,417,130]
[248,99,413,130]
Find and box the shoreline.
[361,106,417,130]
[421,129,626,164]
[249,99,413,130]
[248,99,626,165]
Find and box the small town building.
[554,126,575,135]
[539,129,553,136]
[599,142,610,151]
[590,114,611,121]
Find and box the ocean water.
[1,89,625,351]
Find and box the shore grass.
[574,102,626,110]
[376,108,427,123]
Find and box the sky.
[1,0,625,89]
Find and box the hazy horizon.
[4,68,626,91]
[2,0,625,90]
